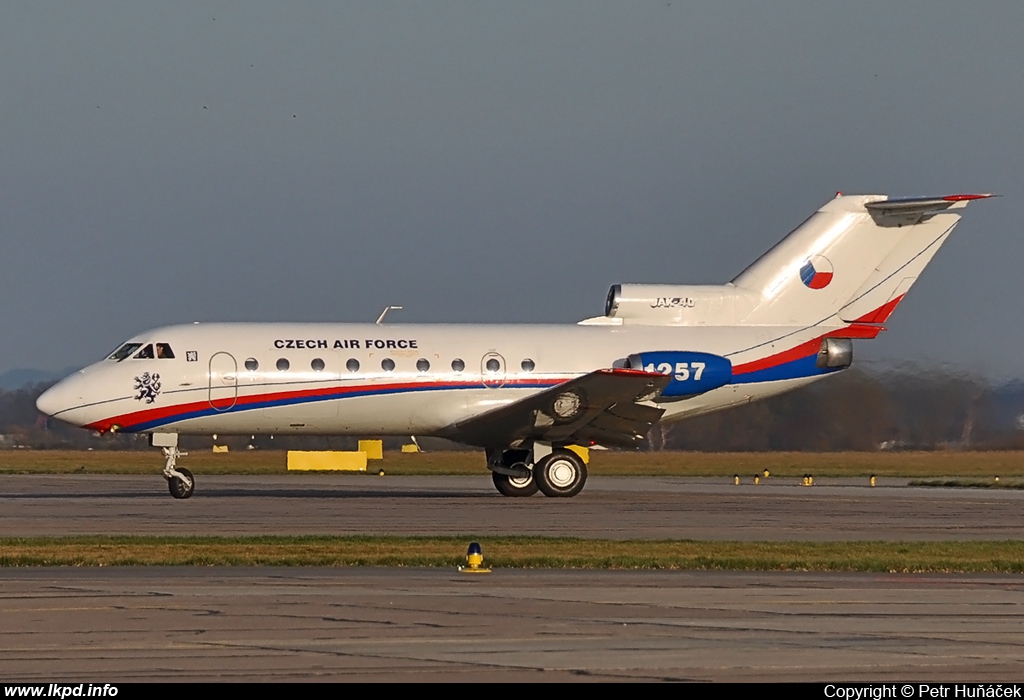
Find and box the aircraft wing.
[443,368,671,448]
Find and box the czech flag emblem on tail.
[799,255,834,290]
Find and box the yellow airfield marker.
[287,451,368,471]
[358,440,384,460]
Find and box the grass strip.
[2,535,1024,572]
[4,449,1024,477]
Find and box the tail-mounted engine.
[602,284,758,326]
[816,338,853,369]
[625,351,732,398]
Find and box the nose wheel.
[167,467,195,499]
[161,446,195,499]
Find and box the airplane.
[36,192,991,500]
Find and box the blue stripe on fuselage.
[731,353,841,384]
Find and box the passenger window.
[451,358,465,372]
[276,358,290,371]
[416,358,430,372]
[346,358,360,372]
[311,358,325,372]
[485,358,500,372]
[156,343,175,359]
[134,344,155,359]
[245,358,259,371]
[521,359,535,372]
[381,358,395,372]
[108,343,142,362]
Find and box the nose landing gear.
[167,465,195,499]
[151,434,194,499]
[162,446,195,499]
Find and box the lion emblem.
[134,373,162,403]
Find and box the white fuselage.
[37,320,840,439]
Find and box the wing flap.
[575,424,647,448]
[604,400,665,424]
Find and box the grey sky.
[1,2,1021,377]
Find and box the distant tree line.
[3,367,1024,452]
[648,367,1024,452]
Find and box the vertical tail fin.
[731,193,991,326]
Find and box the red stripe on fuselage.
[732,324,883,375]
[84,377,559,433]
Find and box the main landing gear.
[534,450,588,498]
[151,433,194,499]
[487,446,588,498]
[492,469,539,497]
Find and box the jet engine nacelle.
[626,351,733,398]
[604,284,758,326]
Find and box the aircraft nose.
[36,378,79,418]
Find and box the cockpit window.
[156,343,175,359]
[134,344,155,359]
[108,343,142,361]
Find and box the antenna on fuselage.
[376,305,403,324]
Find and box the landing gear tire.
[534,449,587,498]
[168,467,195,499]
[492,469,539,497]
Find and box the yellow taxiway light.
[459,541,491,574]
